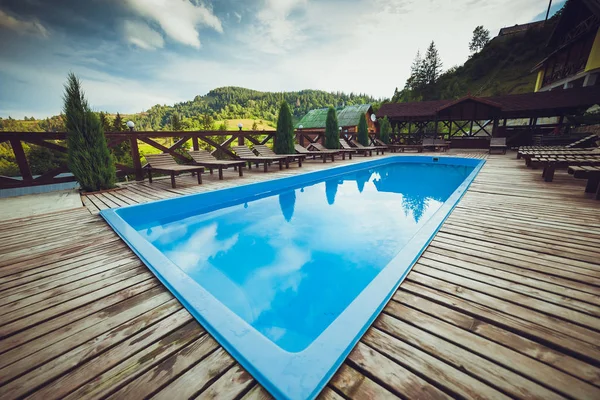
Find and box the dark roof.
[436,95,502,112]
[376,86,600,120]
[498,21,545,36]
[296,104,372,129]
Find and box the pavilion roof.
[376,86,600,121]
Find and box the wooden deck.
[1,152,600,400]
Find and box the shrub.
[64,73,116,192]
[274,101,294,154]
[379,116,391,144]
[357,113,369,146]
[325,107,339,149]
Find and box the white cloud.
[123,20,165,50]
[232,0,553,98]
[0,8,48,37]
[242,0,308,54]
[124,0,223,48]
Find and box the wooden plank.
[61,321,203,399]
[384,300,600,400]
[347,342,451,399]
[375,314,564,400]
[112,335,220,399]
[329,364,400,400]
[151,348,235,400]
[393,290,600,386]
[0,300,184,399]
[195,364,254,399]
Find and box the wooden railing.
[0,130,275,189]
[0,129,390,189]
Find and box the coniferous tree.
[63,73,116,192]
[274,101,294,154]
[357,113,369,146]
[112,112,125,131]
[406,50,426,91]
[325,107,339,149]
[423,41,443,85]
[99,112,111,132]
[379,116,391,144]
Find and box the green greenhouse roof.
[295,104,372,129]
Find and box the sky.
[0,0,566,118]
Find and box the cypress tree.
[357,113,369,146]
[325,106,339,149]
[274,101,294,154]
[64,73,116,192]
[379,116,391,144]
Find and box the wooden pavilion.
[376,86,600,148]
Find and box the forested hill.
[393,19,558,103]
[134,87,378,131]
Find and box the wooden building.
[295,104,376,133]
[532,0,600,91]
[376,86,600,148]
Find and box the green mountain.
[133,87,378,131]
[393,20,558,102]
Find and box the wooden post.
[434,119,439,139]
[238,127,244,146]
[130,135,143,181]
[469,120,474,137]
[298,129,305,147]
[192,136,199,151]
[9,138,33,181]
[448,120,452,137]
[492,118,499,137]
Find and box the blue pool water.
[102,156,484,400]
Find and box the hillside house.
[295,104,376,133]
[532,0,600,91]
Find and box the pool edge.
[100,155,486,400]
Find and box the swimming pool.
[101,156,484,400]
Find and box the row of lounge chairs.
[143,135,501,189]
[516,134,600,200]
[143,140,368,188]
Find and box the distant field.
[214,119,275,131]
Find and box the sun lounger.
[372,138,419,153]
[568,165,600,200]
[338,139,371,156]
[522,148,600,166]
[310,142,353,160]
[517,134,599,158]
[232,145,287,172]
[187,150,246,180]
[349,139,385,155]
[422,138,450,152]
[295,144,337,162]
[489,138,507,155]
[530,156,600,181]
[434,139,450,152]
[144,153,204,188]
[253,144,306,167]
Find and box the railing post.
[238,127,244,145]
[130,135,143,181]
[9,138,33,182]
[192,136,199,151]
